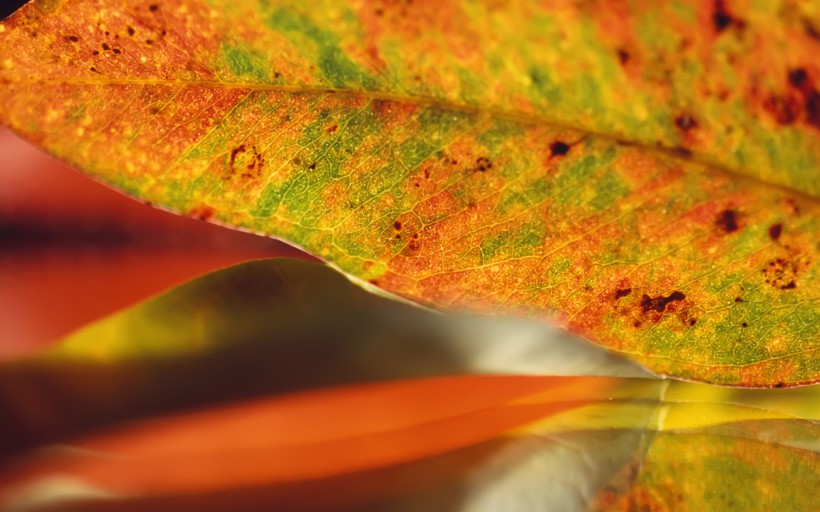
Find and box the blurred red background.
[0,127,309,359]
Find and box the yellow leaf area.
[0,0,818,386]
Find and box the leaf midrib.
[4,75,817,201]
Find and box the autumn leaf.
[1,0,818,386]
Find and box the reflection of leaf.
[0,260,817,512]
[594,421,820,512]
[1,1,818,385]
[1,379,818,512]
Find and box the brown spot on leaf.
[149,4,159,12]
[713,0,743,33]
[788,68,809,89]
[674,114,698,131]
[127,26,135,37]
[715,209,739,233]
[640,291,686,314]
[616,48,630,65]
[734,297,743,303]
[145,39,154,45]
[741,322,748,328]
[764,95,801,125]
[101,42,110,51]
[806,91,820,129]
[189,205,215,221]
[228,144,265,179]
[475,157,493,172]
[768,223,782,241]
[307,162,316,170]
[688,318,697,326]
[550,141,570,156]
[67,35,79,42]
[763,253,807,290]
[393,221,402,231]
[326,124,338,133]
[614,288,632,299]
[803,18,820,40]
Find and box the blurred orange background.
[0,127,309,359]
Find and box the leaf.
[0,258,649,457]
[1,0,818,385]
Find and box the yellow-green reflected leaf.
[1,1,818,386]
[592,421,820,512]
[0,258,648,457]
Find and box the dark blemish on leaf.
[806,91,820,129]
[774,382,786,388]
[785,198,801,216]
[149,4,159,12]
[67,35,79,42]
[326,124,338,133]
[307,162,316,170]
[741,322,748,328]
[688,318,697,326]
[146,39,154,45]
[127,26,135,37]
[713,0,743,33]
[273,71,281,79]
[549,141,570,156]
[228,144,265,179]
[191,206,215,221]
[803,18,820,40]
[734,297,743,303]
[633,320,642,328]
[614,288,632,299]
[424,169,431,179]
[764,95,800,125]
[91,50,100,56]
[788,68,808,89]
[768,223,782,241]
[475,157,493,172]
[230,144,245,164]
[393,221,402,231]
[674,114,697,131]
[112,48,121,54]
[104,31,110,36]
[713,0,733,32]
[89,66,100,73]
[616,48,630,65]
[715,209,739,233]
[374,8,384,17]
[101,42,110,51]
[763,256,803,290]
[408,232,421,251]
[149,106,160,115]
[640,291,686,314]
